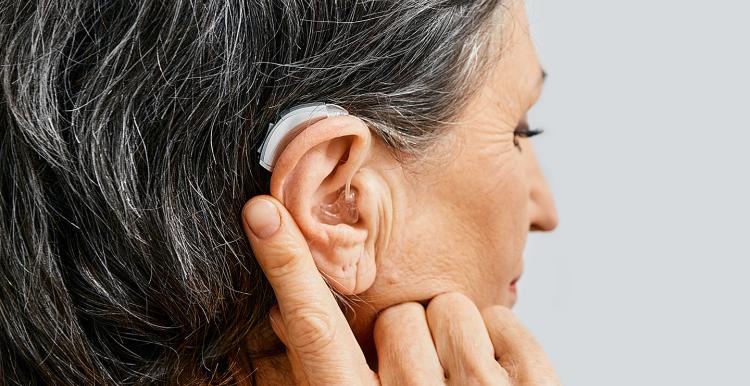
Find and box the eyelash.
[513,122,544,151]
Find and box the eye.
[513,121,544,151]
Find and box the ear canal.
[318,187,359,225]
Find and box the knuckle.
[481,305,524,336]
[495,363,511,380]
[401,373,444,386]
[261,252,297,280]
[430,292,472,308]
[283,307,337,354]
[449,362,504,386]
[447,373,482,386]
[427,292,473,315]
[259,237,309,279]
[374,302,425,345]
[460,360,493,382]
[378,302,424,323]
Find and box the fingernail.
[245,199,281,239]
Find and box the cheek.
[455,148,530,241]
[450,153,531,302]
[364,139,532,310]
[471,161,530,262]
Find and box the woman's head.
[0,0,555,384]
[268,0,557,340]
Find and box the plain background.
[516,0,750,385]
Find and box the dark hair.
[0,0,502,384]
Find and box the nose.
[529,179,558,231]
[524,142,559,232]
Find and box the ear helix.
[319,187,359,224]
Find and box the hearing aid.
[257,102,349,172]
[258,102,359,224]
[318,187,359,224]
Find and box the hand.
[374,294,561,386]
[242,196,561,385]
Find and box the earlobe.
[268,115,378,295]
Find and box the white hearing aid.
[257,102,349,171]
[257,102,359,224]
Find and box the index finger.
[242,196,339,316]
[241,196,371,382]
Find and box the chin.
[481,273,523,309]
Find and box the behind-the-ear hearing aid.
[257,102,348,172]
[257,102,358,224]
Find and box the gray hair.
[0,0,503,384]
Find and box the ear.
[269,115,379,295]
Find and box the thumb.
[242,195,375,385]
[270,306,311,386]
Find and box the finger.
[270,306,309,385]
[374,302,444,385]
[481,306,560,386]
[242,196,371,385]
[243,196,342,322]
[426,293,508,384]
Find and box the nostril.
[530,215,559,232]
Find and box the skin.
[243,199,560,385]
[242,1,559,384]
[358,0,557,318]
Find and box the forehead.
[469,1,542,120]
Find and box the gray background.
[516,0,750,385]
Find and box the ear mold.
[319,187,359,225]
